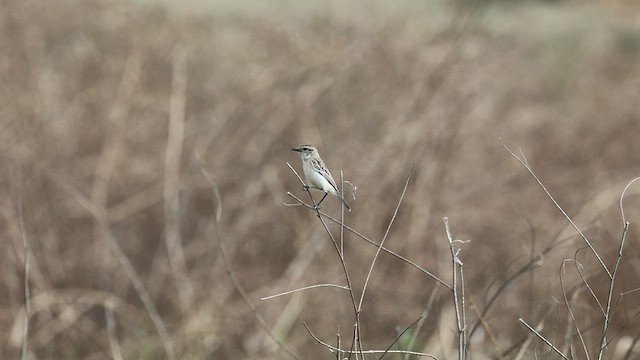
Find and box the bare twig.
[460,262,467,358]
[302,323,438,359]
[287,163,363,359]
[560,260,590,359]
[605,307,640,347]
[260,283,350,301]
[358,162,415,314]
[573,253,606,317]
[340,171,346,258]
[378,315,424,360]
[619,176,640,226]
[17,201,30,360]
[444,217,466,360]
[509,303,559,360]
[500,138,611,279]
[470,300,504,360]
[597,222,630,360]
[405,288,439,360]
[286,192,450,289]
[519,318,570,360]
[468,233,571,343]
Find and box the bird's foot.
[302,185,310,192]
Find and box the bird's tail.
[339,196,351,211]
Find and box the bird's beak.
[291,147,300,152]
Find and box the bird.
[292,144,351,211]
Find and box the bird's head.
[292,145,318,160]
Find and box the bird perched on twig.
[292,144,351,211]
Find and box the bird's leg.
[303,185,323,192]
[313,192,328,210]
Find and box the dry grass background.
[2,0,640,359]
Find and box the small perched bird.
[292,144,351,211]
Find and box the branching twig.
[302,323,438,359]
[358,162,415,315]
[444,217,466,360]
[468,233,572,343]
[286,192,450,289]
[598,222,630,360]
[500,138,611,279]
[287,163,362,359]
[605,307,640,347]
[560,260,590,359]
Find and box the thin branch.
[468,233,571,342]
[302,323,438,359]
[288,163,362,359]
[405,288,439,360]
[358,162,416,312]
[460,264,467,359]
[340,171,346,258]
[519,318,570,360]
[619,176,640,226]
[620,288,640,297]
[286,192,450,289]
[560,260,590,359]
[605,307,640,347]
[470,300,504,360]
[500,138,611,279]
[598,222,630,360]
[608,289,640,335]
[261,283,350,301]
[378,315,424,360]
[510,304,559,360]
[444,217,466,360]
[17,201,30,360]
[573,253,606,317]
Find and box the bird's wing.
[312,158,339,193]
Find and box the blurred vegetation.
[2,0,640,359]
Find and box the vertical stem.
[444,217,465,360]
[598,222,629,360]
